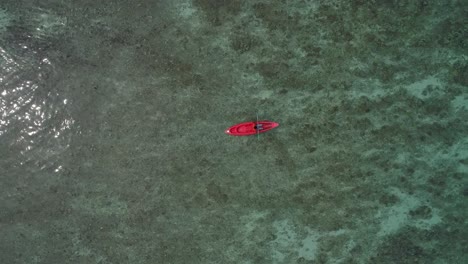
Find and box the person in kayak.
[225,120,278,136]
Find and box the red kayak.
[225,120,279,136]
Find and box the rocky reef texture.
[0,0,467,263]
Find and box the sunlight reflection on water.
[0,45,73,172]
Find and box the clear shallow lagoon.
[1,1,467,263]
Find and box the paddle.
[256,112,260,140]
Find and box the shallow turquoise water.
[1,1,467,263]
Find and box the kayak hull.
[225,121,279,136]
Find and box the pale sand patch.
[254,90,274,100]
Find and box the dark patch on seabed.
[0,0,467,263]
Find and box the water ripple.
[0,44,73,172]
